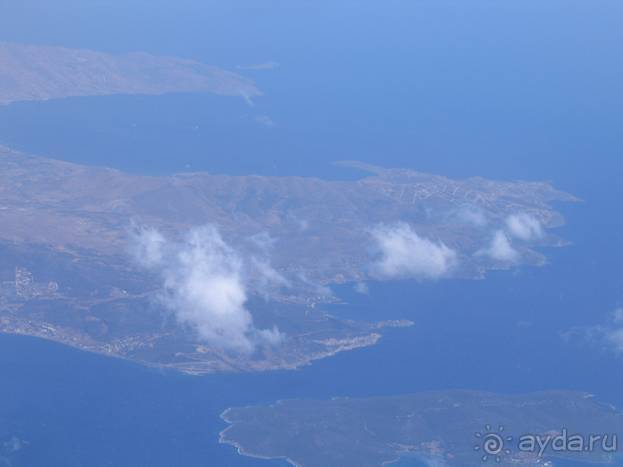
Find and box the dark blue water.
[1,0,622,466]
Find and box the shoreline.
[219,408,303,467]
[0,326,385,376]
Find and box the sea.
[0,1,622,466]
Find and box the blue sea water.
[0,155,620,467]
[1,0,622,466]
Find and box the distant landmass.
[0,42,260,105]
[0,145,577,374]
[220,390,623,466]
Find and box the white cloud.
[250,257,290,295]
[131,226,165,268]
[131,225,284,353]
[481,230,520,263]
[353,282,369,294]
[246,232,290,294]
[456,206,488,227]
[477,213,542,264]
[248,231,277,253]
[602,308,623,354]
[505,213,544,241]
[605,328,623,354]
[569,308,623,356]
[296,272,333,297]
[370,223,457,280]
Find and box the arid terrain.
[0,145,577,373]
[0,42,259,105]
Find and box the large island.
[0,144,577,374]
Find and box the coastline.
[0,324,385,376]
[219,408,303,467]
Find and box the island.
[220,390,623,466]
[0,42,260,105]
[0,145,577,374]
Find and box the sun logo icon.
[474,425,513,463]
